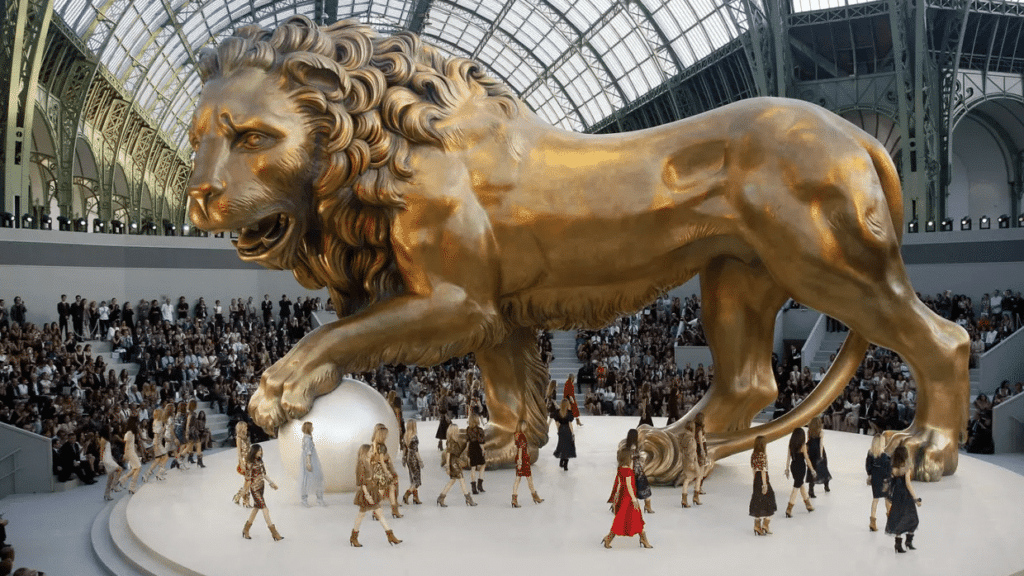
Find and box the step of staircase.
[969,368,981,396]
[548,330,584,402]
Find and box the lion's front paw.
[248,384,286,435]
[250,353,340,434]
[884,426,958,482]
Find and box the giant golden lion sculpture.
[187,16,969,481]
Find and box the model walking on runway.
[351,444,402,547]
[511,419,543,507]
[437,424,476,507]
[784,427,816,517]
[885,445,922,553]
[806,417,831,498]
[865,433,892,531]
[401,419,424,505]
[749,435,777,535]
[241,445,283,541]
[603,448,652,549]
[300,421,326,507]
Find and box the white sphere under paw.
[277,378,400,492]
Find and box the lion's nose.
[187,179,225,216]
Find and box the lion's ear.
[281,52,350,99]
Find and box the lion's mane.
[197,15,520,315]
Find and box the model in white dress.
[118,428,143,493]
[101,437,123,500]
[300,422,326,507]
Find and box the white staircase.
[806,330,849,374]
[85,339,230,447]
[547,330,584,403]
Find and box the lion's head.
[187,16,519,315]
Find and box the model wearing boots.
[352,444,402,547]
[371,423,402,517]
[694,412,712,498]
[117,418,143,494]
[511,419,543,507]
[885,445,921,553]
[805,417,831,498]
[232,421,252,507]
[748,435,777,535]
[241,445,283,541]
[300,422,326,507]
[401,420,424,505]
[604,448,652,549]
[99,435,122,501]
[784,427,816,517]
[144,408,168,482]
[675,420,700,507]
[865,433,892,531]
[553,399,577,470]
[621,429,654,514]
[466,414,487,495]
[437,424,476,507]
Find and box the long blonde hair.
[404,419,418,448]
[559,398,570,418]
[870,433,885,458]
[371,422,388,446]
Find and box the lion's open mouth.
[233,213,290,258]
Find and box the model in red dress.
[604,449,652,548]
[511,420,544,507]
[563,375,582,424]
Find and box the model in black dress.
[805,417,831,498]
[865,433,892,531]
[783,427,815,517]
[885,445,921,553]
[552,399,577,470]
[749,435,777,535]
[466,414,487,494]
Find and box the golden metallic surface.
[187,16,969,479]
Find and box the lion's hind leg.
[757,222,969,481]
[642,256,788,485]
[692,256,790,432]
[476,327,549,467]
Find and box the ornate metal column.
[2,0,54,216]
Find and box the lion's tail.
[704,136,900,459]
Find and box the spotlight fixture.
[73,217,88,232]
[57,216,71,231]
[907,220,918,233]
[142,220,157,234]
[129,221,139,233]
[0,212,14,228]
[940,217,953,232]
[1018,213,1024,227]
[925,219,936,232]
[181,223,191,236]
[93,218,106,233]
[979,215,991,229]
[21,214,34,229]
[110,220,124,234]
[39,214,52,230]
[214,231,224,238]
[960,216,971,231]
[162,219,176,236]
[998,214,1010,229]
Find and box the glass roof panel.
[53,0,748,157]
[791,0,878,11]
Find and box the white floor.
[4,417,1024,576]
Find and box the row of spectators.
[0,293,324,486]
[966,380,1024,454]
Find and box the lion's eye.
[237,131,273,150]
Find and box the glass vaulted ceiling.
[54,0,753,153]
